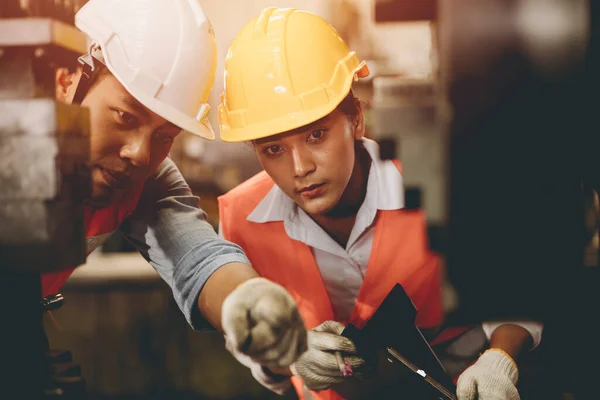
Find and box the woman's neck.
[310,143,371,248]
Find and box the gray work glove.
[290,320,366,391]
[222,277,307,368]
[456,349,520,400]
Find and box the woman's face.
[254,108,365,216]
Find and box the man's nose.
[119,133,151,167]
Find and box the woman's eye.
[265,145,283,155]
[309,129,326,141]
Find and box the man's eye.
[157,133,174,145]
[115,109,138,127]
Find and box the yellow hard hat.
[218,7,370,142]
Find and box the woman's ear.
[353,99,365,140]
[55,67,82,104]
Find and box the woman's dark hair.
[336,90,361,121]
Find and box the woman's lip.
[298,183,326,198]
[298,183,325,193]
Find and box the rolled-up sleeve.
[120,158,250,330]
[482,321,544,349]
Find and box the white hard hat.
[75,0,217,140]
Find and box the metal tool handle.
[387,347,457,400]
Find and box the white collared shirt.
[244,138,542,346]
[248,138,403,321]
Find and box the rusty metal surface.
[0,0,89,24]
[0,100,90,195]
[0,99,90,270]
[0,18,87,53]
[0,41,84,100]
[0,17,89,100]
[1,13,90,273]
[0,4,88,397]
[0,49,40,98]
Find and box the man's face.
[56,68,181,208]
[254,109,364,216]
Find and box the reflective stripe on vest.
[41,185,144,297]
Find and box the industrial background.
[1,0,598,399]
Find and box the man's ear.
[55,67,82,104]
[352,99,365,140]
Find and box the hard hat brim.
[75,1,216,141]
[111,70,216,140]
[219,100,339,143]
[219,62,369,143]
[89,44,216,140]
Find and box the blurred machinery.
[0,1,91,397]
[371,0,598,398]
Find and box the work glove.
[226,339,294,395]
[456,348,520,400]
[222,277,307,368]
[291,320,366,391]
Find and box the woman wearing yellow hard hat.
[218,7,542,400]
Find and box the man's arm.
[198,262,258,330]
[120,158,251,331]
[120,158,307,366]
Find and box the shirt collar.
[247,138,404,224]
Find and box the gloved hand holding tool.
[222,277,308,368]
[290,320,366,391]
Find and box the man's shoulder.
[148,157,181,181]
[142,157,189,193]
[132,158,194,214]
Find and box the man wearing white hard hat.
[44,0,307,372]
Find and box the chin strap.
[72,42,104,104]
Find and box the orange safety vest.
[219,171,451,400]
[41,185,144,297]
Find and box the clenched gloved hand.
[457,349,520,400]
[291,320,366,391]
[222,277,307,368]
